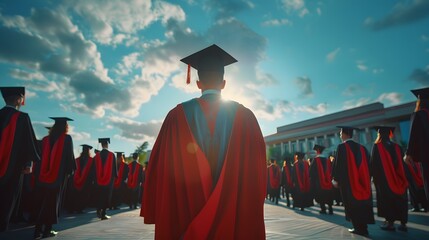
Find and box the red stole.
[315,157,332,190]
[127,161,141,189]
[95,151,114,186]
[142,104,266,240]
[0,112,20,177]
[344,143,371,200]
[39,135,66,183]
[73,156,94,190]
[406,160,424,188]
[114,161,126,189]
[294,161,310,192]
[377,143,408,195]
[268,165,281,189]
[283,165,293,187]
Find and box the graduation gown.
[126,161,142,206]
[291,160,313,208]
[309,156,333,205]
[404,160,428,208]
[94,149,117,209]
[111,161,128,208]
[370,141,408,222]
[281,164,293,191]
[0,107,40,230]
[141,95,266,240]
[406,109,429,198]
[332,140,374,224]
[70,155,94,211]
[34,134,75,225]
[267,164,281,199]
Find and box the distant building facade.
[264,102,415,160]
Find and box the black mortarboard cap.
[98,138,110,144]
[313,144,325,152]
[80,144,93,150]
[373,126,395,135]
[0,87,25,98]
[50,117,74,123]
[411,87,429,99]
[337,126,359,136]
[115,151,124,156]
[180,44,237,84]
[0,86,25,104]
[94,149,100,153]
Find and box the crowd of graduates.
[2,84,429,239]
[0,86,147,239]
[266,95,429,237]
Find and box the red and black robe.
[0,107,40,230]
[141,94,266,239]
[291,160,313,208]
[267,164,281,199]
[406,108,429,199]
[34,134,75,225]
[309,156,333,205]
[370,141,408,222]
[94,149,117,209]
[332,140,374,224]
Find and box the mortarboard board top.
[50,117,74,123]
[411,87,429,99]
[98,138,110,144]
[180,44,237,72]
[373,126,395,135]
[0,86,25,99]
[80,144,93,150]
[313,144,325,152]
[115,151,124,155]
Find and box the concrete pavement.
[1,198,428,239]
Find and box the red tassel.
[186,64,191,84]
[21,95,25,106]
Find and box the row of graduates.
[267,145,337,214]
[0,87,147,238]
[63,148,147,215]
[267,125,428,236]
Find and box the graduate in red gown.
[141,44,266,239]
[94,138,117,220]
[332,126,374,236]
[110,152,127,210]
[404,87,429,200]
[281,159,293,207]
[309,144,333,214]
[291,152,313,211]
[33,117,75,239]
[71,144,94,213]
[126,153,142,209]
[0,87,40,232]
[370,126,408,232]
[267,158,281,204]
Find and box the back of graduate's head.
[49,117,72,140]
[180,44,236,90]
[98,138,110,148]
[411,87,429,111]
[0,87,25,107]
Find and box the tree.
[134,141,149,165]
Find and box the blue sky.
[1,0,428,156]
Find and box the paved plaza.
[1,198,428,240]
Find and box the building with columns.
[264,101,416,161]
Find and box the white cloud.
[422,34,429,41]
[296,103,327,114]
[326,48,340,62]
[262,18,292,27]
[9,69,46,81]
[68,0,186,45]
[108,116,163,143]
[343,98,371,109]
[294,76,313,98]
[281,0,309,17]
[377,92,402,106]
[357,61,368,71]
